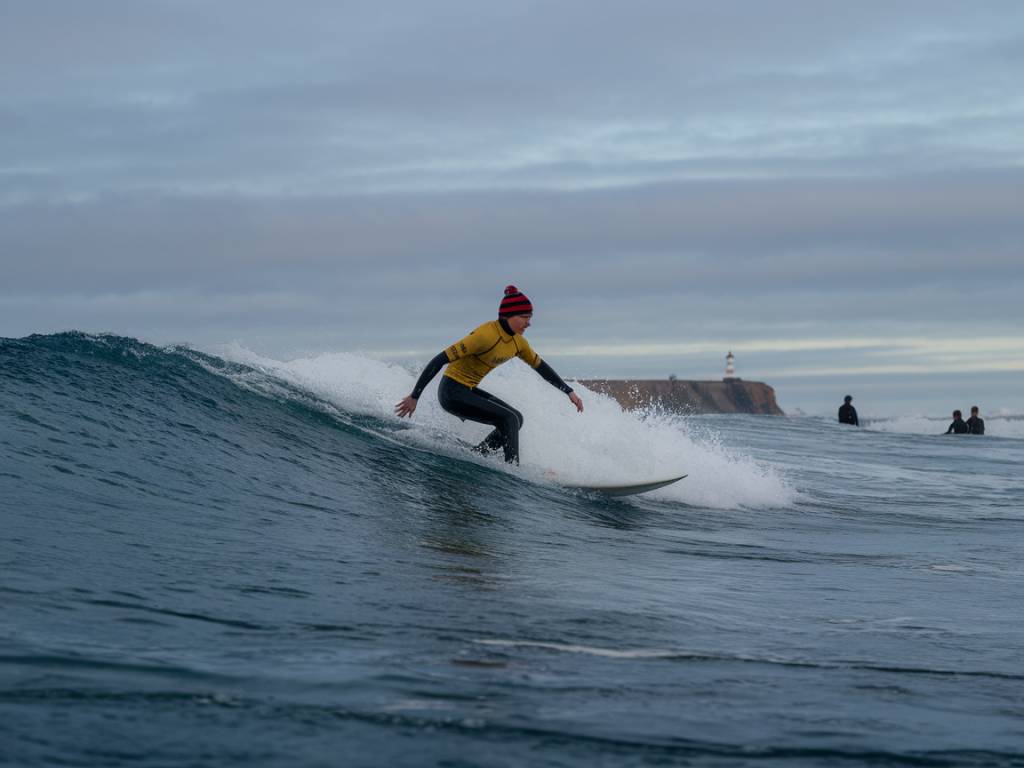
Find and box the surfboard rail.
[561,474,687,497]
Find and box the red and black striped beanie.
[498,285,533,317]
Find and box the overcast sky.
[2,1,1022,414]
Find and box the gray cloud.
[3,170,1020,344]
[3,2,1023,199]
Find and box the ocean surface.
[2,332,1023,767]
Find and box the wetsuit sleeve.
[945,423,954,434]
[410,351,449,399]
[535,359,574,394]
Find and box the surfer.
[945,410,970,435]
[838,395,859,426]
[395,285,584,464]
[966,406,985,435]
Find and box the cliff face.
[576,379,784,416]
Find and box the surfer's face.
[507,314,531,334]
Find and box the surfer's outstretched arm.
[395,351,449,418]
[535,360,584,413]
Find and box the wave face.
[3,333,1023,766]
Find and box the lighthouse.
[724,351,737,381]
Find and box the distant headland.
[576,351,784,416]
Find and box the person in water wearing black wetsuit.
[966,406,985,435]
[945,410,970,434]
[838,395,859,426]
[395,285,583,464]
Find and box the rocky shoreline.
[576,378,784,416]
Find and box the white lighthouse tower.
[724,350,737,381]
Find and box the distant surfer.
[395,285,583,464]
[838,395,859,426]
[966,406,985,435]
[945,410,970,435]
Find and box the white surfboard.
[381,429,687,497]
[561,474,687,497]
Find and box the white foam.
[927,564,971,573]
[867,414,1024,439]
[211,345,795,510]
[475,639,679,659]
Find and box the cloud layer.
[1,1,1022,411]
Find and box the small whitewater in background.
[863,413,1024,439]
[3,332,1023,767]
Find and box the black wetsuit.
[410,318,573,464]
[438,377,524,462]
[967,416,985,435]
[838,403,859,426]
[946,418,969,434]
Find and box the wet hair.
[971,406,979,414]
[844,395,852,402]
[953,410,962,418]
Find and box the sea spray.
[214,344,795,510]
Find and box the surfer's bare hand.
[395,396,418,418]
[569,392,584,413]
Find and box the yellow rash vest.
[443,320,541,389]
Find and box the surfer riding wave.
[395,285,584,464]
